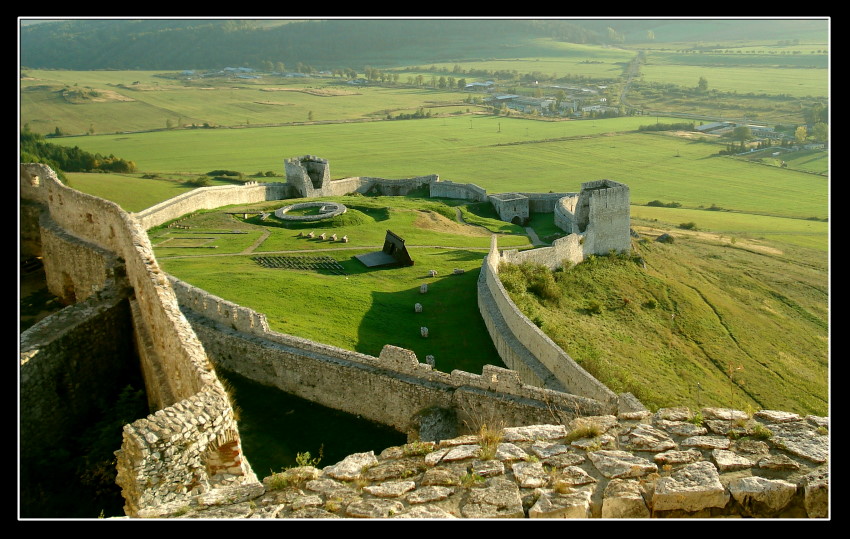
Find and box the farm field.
[639,50,828,97]
[58,114,828,251]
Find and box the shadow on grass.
[355,268,504,376]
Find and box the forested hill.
[19,18,828,71]
[19,19,601,71]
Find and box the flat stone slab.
[620,423,677,452]
[602,479,650,519]
[530,441,571,459]
[652,461,730,513]
[503,424,567,442]
[494,442,528,461]
[406,485,455,504]
[728,476,797,516]
[588,450,657,479]
[394,505,457,518]
[323,451,379,481]
[528,486,594,518]
[460,478,524,518]
[769,422,829,463]
[712,448,754,471]
[362,480,416,498]
[512,460,548,488]
[345,498,405,518]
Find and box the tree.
[732,126,751,142]
[811,123,828,143]
[795,126,807,144]
[697,76,709,93]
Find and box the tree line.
[21,127,137,177]
[19,19,610,71]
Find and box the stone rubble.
[135,407,829,519]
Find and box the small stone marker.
[453,268,465,275]
[331,234,337,241]
[319,233,326,240]
[420,327,429,338]
[307,231,315,238]
[342,235,349,243]
[297,231,304,238]
[429,270,437,277]
[415,303,423,313]
[425,355,435,367]
[420,284,428,294]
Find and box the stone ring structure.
[273,201,347,221]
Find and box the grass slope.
[499,227,828,415]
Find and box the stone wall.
[169,276,617,438]
[143,411,828,519]
[20,283,135,456]
[134,182,292,230]
[520,192,572,213]
[19,164,258,517]
[478,236,631,408]
[430,180,488,202]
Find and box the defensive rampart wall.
[478,236,634,408]
[19,164,258,517]
[134,181,292,230]
[429,180,489,202]
[169,276,618,438]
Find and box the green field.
[58,114,828,251]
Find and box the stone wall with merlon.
[576,179,631,255]
[169,276,614,437]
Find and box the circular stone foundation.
[274,201,348,221]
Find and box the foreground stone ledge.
[136,409,829,519]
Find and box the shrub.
[678,222,698,230]
[585,300,603,315]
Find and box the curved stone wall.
[478,236,629,408]
[273,201,347,221]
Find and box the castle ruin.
[19,158,828,519]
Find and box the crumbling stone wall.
[489,193,530,224]
[20,164,258,517]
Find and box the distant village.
[174,67,824,143]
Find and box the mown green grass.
[499,235,828,415]
[152,195,536,374]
